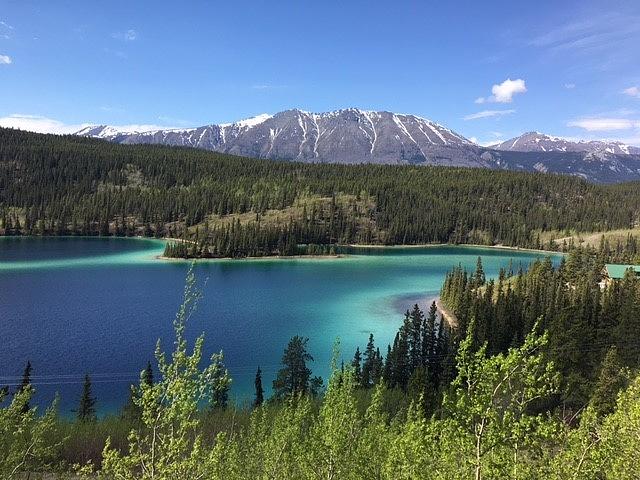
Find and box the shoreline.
[1,234,562,262]
[435,297,459,329]
[343,243,561,255]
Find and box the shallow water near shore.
[0,237,557,415]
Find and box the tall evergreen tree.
[254,367,264,407]
[77,374,97,423]
[142,361,154,387]
[18,361,32,413]
[361,334,377,388]
[273,336,314,398]
[351,347,362,386]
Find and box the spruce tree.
[273,336,314,398]
[142,361,154,386]
[361,334,376,388]
[18,361,32,414]
[77,374,97,423]
[254,367,264,407]
[351,347,362,386]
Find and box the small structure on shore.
[599,263,640,289]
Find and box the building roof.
[605,264,640,279]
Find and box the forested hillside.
[2,127,640,257]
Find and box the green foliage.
[444,321,560,479]
[0,387,59,478]
[100,265,231,479]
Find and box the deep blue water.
[0,237,556,415]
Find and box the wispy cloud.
[564,83,576,89]
[464,109,515,121]
[0,20,13,39]
[623,86,640,99]
[529,13,640,53]
[528,12,640,72]
[0,114,86,134]
[475,78,527,104]
[567,117,640,132]
[0,54,12,64]
[111,29,137,41]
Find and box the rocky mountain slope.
[492,131,640,155]
[75,109,640,183]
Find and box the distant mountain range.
[491,131,640,156]
[75,108,640,183]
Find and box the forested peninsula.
[2,127,640,260]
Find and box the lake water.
[0,237,555,415]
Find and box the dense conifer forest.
[2,127,640,257]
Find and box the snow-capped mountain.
[74,109,640,183]
[492,131,640,156]
[75,109,486,167]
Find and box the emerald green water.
[0,237,555,414]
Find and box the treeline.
[2,261,640,478]
[2,127,640,257]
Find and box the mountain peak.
[493,131,640,155]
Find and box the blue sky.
[1,0,639,145]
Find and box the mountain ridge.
[74,108,640,183]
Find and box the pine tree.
[408,304,424,372]
[142,361,154,386]
[474,256,486,287]
[254,367,264,407]
[361,334,377,388]
[423,302,438,372]
[18,361,32,414]
[351,347,362,386]
[273,336,314,398]
[77,374,97,423]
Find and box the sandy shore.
[435,297,459,328]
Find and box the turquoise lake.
[0,237,556,415]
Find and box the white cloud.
[475,78,527,104]
[463,109,516,121]
[567,117,640,131]
[491,78,527,103]
[0,114,180,135]
[112,29,137,41]
[623,86,640,98]
[0,115,85,134]
[565,83,576,89]
[0,54,12,64]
